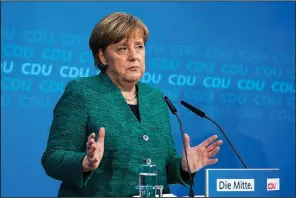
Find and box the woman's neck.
[106,71,138,104]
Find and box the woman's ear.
[98,49,107,65]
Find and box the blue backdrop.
[1,2,295,197]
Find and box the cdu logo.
[267,178,280,191]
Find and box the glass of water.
[136,185,163,197]
[137,164,158,197]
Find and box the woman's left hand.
[181,134,223,173]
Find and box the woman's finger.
[88,133,95,141]
[86,133,96,150]
[199,135,218,148]
[87,144,96,158]
[208,147,220,158]
[88,156,99,164]
[207,140,223,152]
[87,139,96,150]
[207,158,219,166]
[97,127,105,145]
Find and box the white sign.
[216,179,255,191]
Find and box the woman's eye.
[136,45,144,49]
[118,46,127,51]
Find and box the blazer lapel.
[96,72,145,126]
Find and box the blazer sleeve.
[160,92,196,186]
[41,80,94,187]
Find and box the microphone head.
[180,100,206,118]
[164,96,178,114]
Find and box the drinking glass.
[137,164,159,197]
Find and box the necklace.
[124,93,137,101]
[121,88,138,101]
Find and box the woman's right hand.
[82,127,105,172]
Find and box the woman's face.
[99,29,145,84]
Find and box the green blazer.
[41,72,193,197]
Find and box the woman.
[41,12,223,197]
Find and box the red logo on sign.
[268,183,276,190]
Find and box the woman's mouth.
[128,66,140,70]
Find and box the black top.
[128,104,141,122]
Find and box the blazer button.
[143,135,149,141]
[146,158,151,165]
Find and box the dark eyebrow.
[116,39,143,46]
[116,41,127,46]
[135,41,144,45]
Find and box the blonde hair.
[89,12,149,71]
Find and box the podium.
[134,168,280,197]
[205,168,280,197]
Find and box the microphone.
[164,96,195,198]
[180,100,247,169]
